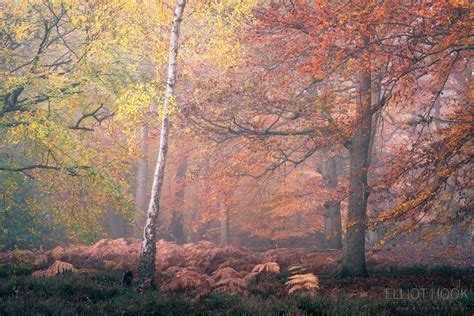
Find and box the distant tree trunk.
[170,157,188,244]
[368,75,383,245]
[134,126,149,238]
[138,0,186,284]
[341,40,372,277]
[107,212,128,238]
[321,157,342,249]
[220,203,230,246]
[2,193,13,251]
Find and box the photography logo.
[385,287,469,300]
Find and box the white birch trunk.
[138,0,186,283]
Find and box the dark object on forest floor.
[122,269,133,286]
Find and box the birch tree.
[138,0,186,284]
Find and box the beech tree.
[0,0,166,244]
[170,154,189,244]
[320,157,342,249]
[186,0,471,276]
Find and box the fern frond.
[32,260,77,278]
[287,264,306,274]
[285,273,319,295]
[252,262,280,274]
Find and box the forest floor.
[0,239,472,315]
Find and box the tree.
[187,0,471,276]
[342,42,372,276]
[138,0,186,284]
[260,0,470,275]
[0,0,162,244]
[170,153,189,244]
[320,157,342,249]
[134,126,149,238]
[220,198,231,246]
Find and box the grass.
[370,264,472,278]
[0,269,472,315]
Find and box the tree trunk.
[368,75,383,245]
[321,157,342,249]
[134,126,149,238]
[138,0,186,284]
[220,204,230,246]
[170,157,188,244]
[341,45,372,277]
[107,212,128,238]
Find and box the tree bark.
[321,157,342,249]
[220,203,230,246]
[107,212,128,238]
[134,126,149,238]
[368,75,383,245]
[138,0,186,284]
[341,43,372,277]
